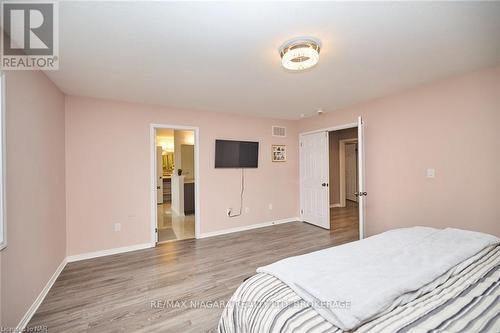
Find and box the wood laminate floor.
[28,220,359,333]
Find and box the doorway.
[329,132,359,242]
[150,125,200,245]
[299,117,365,240]
[339,138,359,207]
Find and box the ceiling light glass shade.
[280,38,321,71]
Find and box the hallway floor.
[157,202,195,242]
[330,200,359,241]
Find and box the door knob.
[322,183,327,187]
[156,186,161,189]
[354,192,359,196]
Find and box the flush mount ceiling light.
[279,37,321,71]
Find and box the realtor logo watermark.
[1,1,59,70]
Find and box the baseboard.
[198,217,300,239]
[16,257,67,332]
[330,203,341,208]
[66,243,152,262]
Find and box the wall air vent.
[272,126,286,138]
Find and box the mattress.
[218,244,500,333]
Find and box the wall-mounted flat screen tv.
[215,140,259,168]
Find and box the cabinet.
[184,182,195,214]
[163,177,171,202]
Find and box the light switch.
[426,168,436,178]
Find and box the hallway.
[330,200,359,242]
[157,203,195,243]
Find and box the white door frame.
[156,146,164,204]
[299,121,366,239]
[300,122,358,136]
[357,116,366,240]
[339,138,358,207]
[149,124,201,246]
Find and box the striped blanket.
[219,245,500,332]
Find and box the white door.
[357,117,366,239]
[345,143,358,202]
[156,146,164,204]
[300,131,330,229]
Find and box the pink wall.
[65,97,299,255]
[300,66,500,237]
[65,66,500,256]
[0,71,66,327]
[1,64,498,327]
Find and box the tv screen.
[215,140,259,168]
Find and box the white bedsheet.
[256,227,499,331]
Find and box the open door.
[357,116,366,239]
[300,131,330,229]
[156,146,163,204]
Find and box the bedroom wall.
[65,66,499,257]
[65,96,299,256]
[0,71,66,327]
[300,66,500,237]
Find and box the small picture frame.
[272,145,287,162]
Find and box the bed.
[219,227,500,333]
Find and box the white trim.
[66,243,152,262]
[329,203,341,208]
[0,73,6,251]
[150,124,201,246]
[15,258,67,332]
[198,217,299,239]
[300,122,357,136]
[357,116,366,240]
[339,138,358,207]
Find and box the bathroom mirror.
[162,152,174,176]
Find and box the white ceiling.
[45,1,500,119]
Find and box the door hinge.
[300,142,303,147]
[300,209,303,214]
[155,228,158,233]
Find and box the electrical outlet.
[226,209,231,216]
[426,168,436,178]
[245,207,250,214]
[268,203,273,210]
[114,223,121,232]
